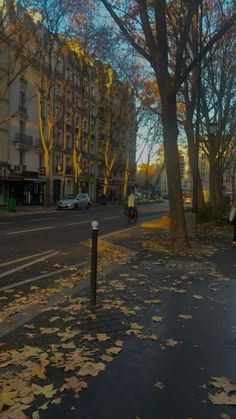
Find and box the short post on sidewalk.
[90,220,99,306]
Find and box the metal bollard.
[90,220,99,306]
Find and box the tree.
[200,25,236,208]
[98,0,236,250]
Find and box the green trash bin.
[7,197,17,212]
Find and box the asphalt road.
[0,202,168,300]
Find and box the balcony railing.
[14,133,33,147]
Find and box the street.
[0,202,168,304]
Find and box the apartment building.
[156,144,235,201]
[0,2,137,206]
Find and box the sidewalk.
[0,220,236,418]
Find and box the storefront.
[23,179,44,205]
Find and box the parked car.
[57,193,91,210]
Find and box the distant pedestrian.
[128,192,136,209]
[228,200,236,248]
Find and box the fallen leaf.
[165,338,178,347]
[152,316,163,322]
[115,340,123,347]
[51,398,62,405]
[193,295,204,300]
[178,314,192,320]
[209,391,236,405]
[105,347,122,356]
[60,377,88,394]
[154,381,165,390]
[100,354,113,362]
[210,377,236,394]
[96,333,110,342]
[129,322,144,330]
[78,362,105,377]
[32,384,57,399]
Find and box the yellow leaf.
[105,347,122,356]
[144,299,162,304]
[100,354,113,362]
[40,327,60,334]
[209,391,236,405]
[61,342,76,349]
[152,316,163,322]
[166,338,178,347]
[51,398,62,405]
[96,333,110,342]
[32,384,57,399]
[0,390,17,412]
[210,377,236,394]
[154,381,165,390]
[115,340,123,347]
[129,323,144,330]
[60,377,87,394]
[78,362,105,377]
[178,314,192,320]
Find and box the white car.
[57,193,91,210]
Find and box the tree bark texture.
[160,87,189,250]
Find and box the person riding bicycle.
[126,192,138,222]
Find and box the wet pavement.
[1,221,236,419]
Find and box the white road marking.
[6,226,55,235]
[0,261,85,291]
[0,251,59,279]
[0,250,56,268]
[29,217,59,222]
[67,220,90,226]
[67,216,118,227]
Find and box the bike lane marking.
[0,249,56,268]
[0,251,59,279]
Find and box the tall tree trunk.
[209,156,217,207]
[184,119,205,209]
[123,156,129,198]
[44,150,51,208]
[103,171,108,195]
[161,90,189,250]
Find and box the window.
[19,120,25,134]
[19,151,25,165]
[19,91,26,109]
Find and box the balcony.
[13,133,33,149]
